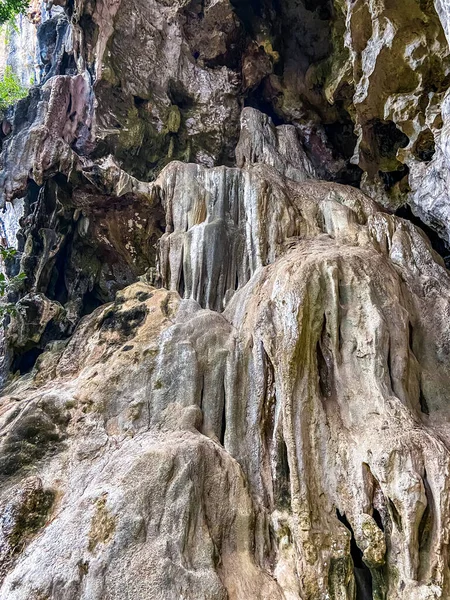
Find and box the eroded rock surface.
[0,108,449,598]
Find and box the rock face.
[1,1,450,600]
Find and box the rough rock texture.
[1,1,450,599]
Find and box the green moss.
[167,105,181,133]
[259,39,280,63]
[118,106,145,151]
[327,556,355,599]
[322,15,352,104]
[9,488,55,555]
[371,566,388,600]
[167,136,175,159]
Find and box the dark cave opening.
[46,233,72,305]
[324,111,364,188]
[395,204,450,267]
[372,507,384,532]
[11,347,44,375]
[133,96,148,108]
[336,510,374,600]
[80,290,103,317]
[244,80,284,125]
[303,0,333,19]
[371,120,409,160]
[363,120,411,191]
[324,119,358,161]
[333,164,364,188]
[60,51,77,77]
[168,80,195,110]
[379,164,410,190]
[413,129,436,163]
[230,0,264,31]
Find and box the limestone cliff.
[0,2,450,599]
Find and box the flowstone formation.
[1,1,450,600]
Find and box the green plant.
[0,245,26,318]
[0,0,29,26]
[0,66,27,109]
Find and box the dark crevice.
[395,204,450,267]
[178,266,185,298]
[419,384,430,415]
[80,290,103,317]
[46,231,73,304]
[317,338,328,398]
[324,118,358,161]
[337,280,344,352]
[11,347,44,375]
[388,499,402,532]
[362,119,410,191]
[274,436,291,509]
[199,376,204,411]
[133,96,148,108]
[230,0,264,33]
[373,507,384,533]
[333,164,364,188]
[386,344,395,395]
[413,129,436,163]
[322,104,364,188]
[261,347,276,441]
[336,509,373,600]
[261,346,277,505]
[371,120,409,159]
[418,470,433,580]
[379,164,410,190]
[408,322,414,353]
[304,0,333,19]
[244,80,284,126]
[317,315,333,399]
[167,80,195,110]
[234,267,239,292]
[336,510,364,568]
[60,52,77,76]
[219,382,226,446]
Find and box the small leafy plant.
[0,245,26,318]
[0,0,29,26]
[0,66,27,110]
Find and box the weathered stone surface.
[0,110,449,598]
[3,0,450,243]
